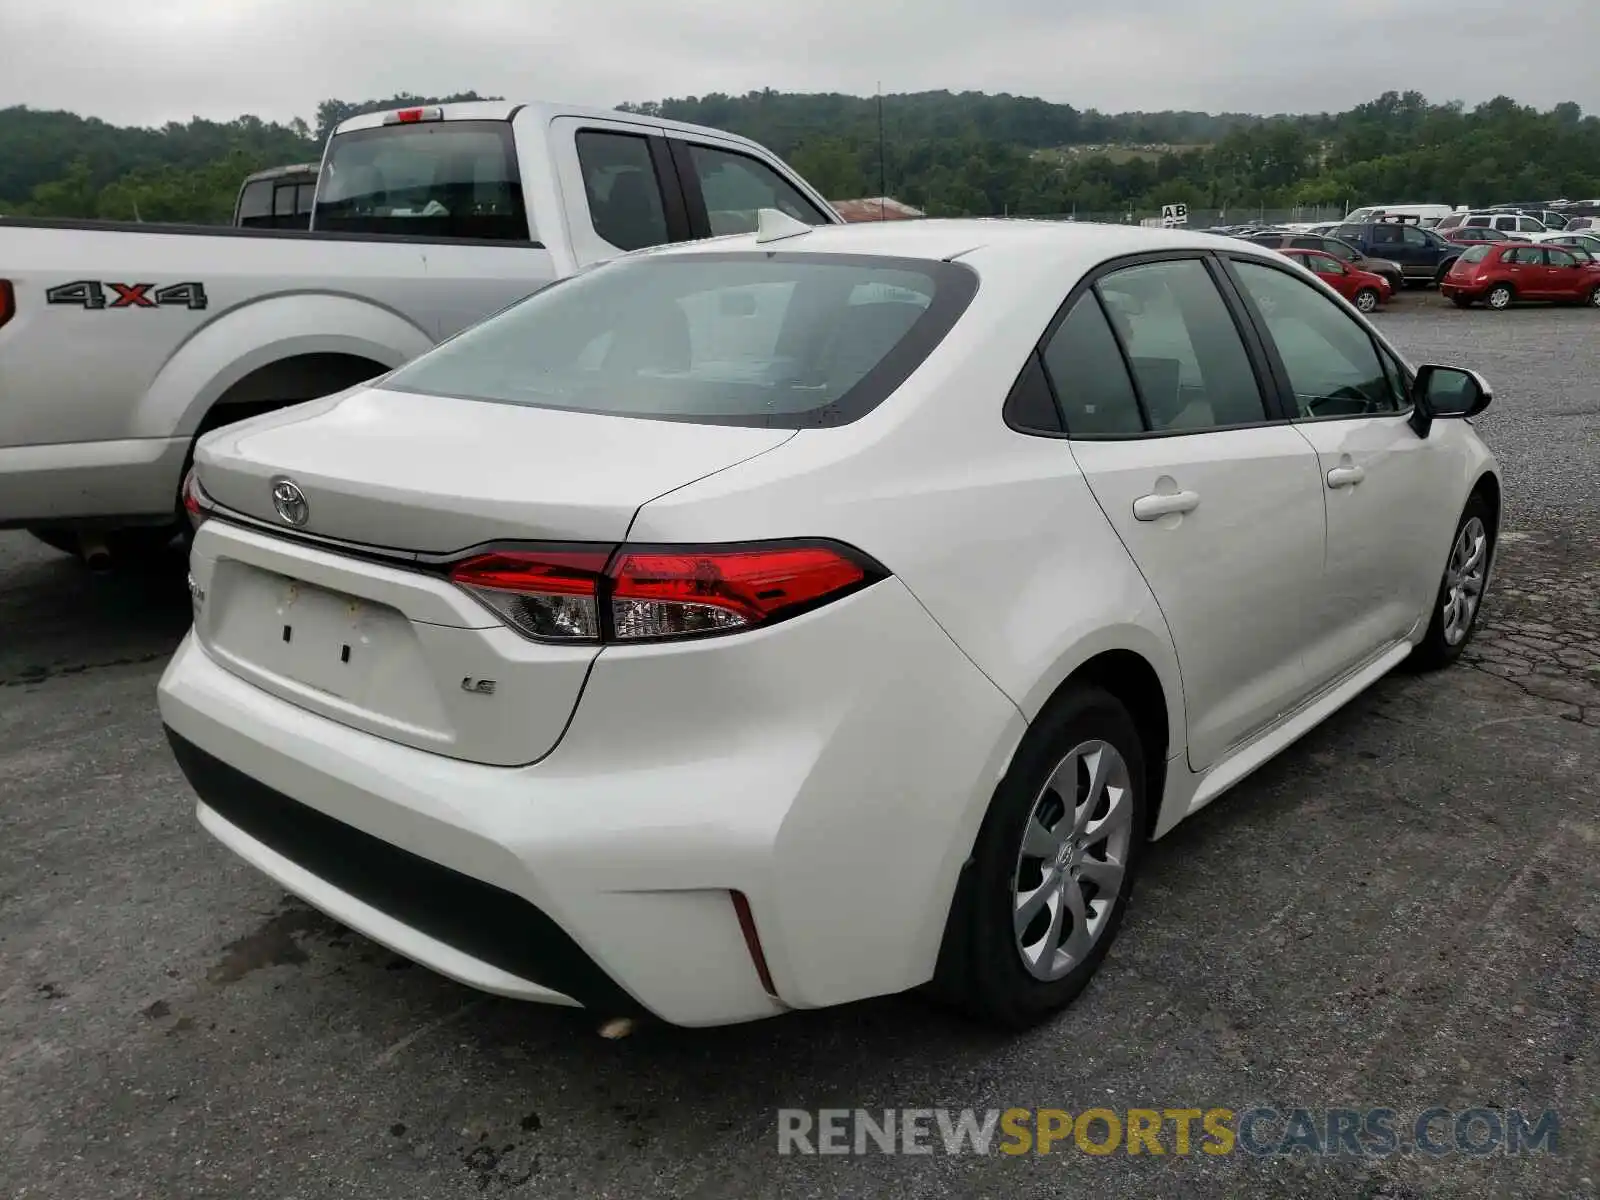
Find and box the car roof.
[627,217,1281,274]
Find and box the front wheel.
[1353,288,1380,313]
[1410,494,1494,671]
[1587,285,1600,308]
[1486,283,1514,310]
[937,685,1148,1029]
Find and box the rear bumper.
[157,576,1024,1026]
[0,436,188,527]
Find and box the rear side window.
[1041,295,1145,436]
[380,252,976,428]
[575,131,670,252]
[1094,259,1268,432]
[315,120,529,241]
[1458,245,1492,263]
[680,143,831,235]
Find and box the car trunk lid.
[188,386,793,765]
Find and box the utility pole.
[877,82,887,221]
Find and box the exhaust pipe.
[78,531,113,574]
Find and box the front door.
[1041,254,1327,771]
[1224,256,1451,686]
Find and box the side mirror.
[1409,364,1492,437]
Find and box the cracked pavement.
[1,298,1597,1198]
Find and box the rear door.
[1224,255,1449,687]
[1503,245,1549,296]
[548,116,692,267]
[1047,253,1326,770]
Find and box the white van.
[1344,203,1458,228]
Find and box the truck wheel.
[1486,283,1514,310]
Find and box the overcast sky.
[4,0,1598,130]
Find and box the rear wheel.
[1353,288,1380,313]
[1486,283,1514,310]
[1410,493,1494,671]
[937,685,1148,1029]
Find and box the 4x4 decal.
[45,280,209,311]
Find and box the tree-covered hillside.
[2,88,1596,224]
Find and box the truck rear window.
[313,120,530,242]
[380,252,978,428]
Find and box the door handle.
[1327,465,1365,488]
[1132,490,1200,521]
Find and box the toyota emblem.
[270,477,309,527]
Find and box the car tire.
[935,684,1149,1030]
[1409,492,1495,672]
[1354,288,1380,313]
[1587,285,1600,308]
[1451,296,1475,309]
[1486,283,1514,310]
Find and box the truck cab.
[234,163,321,229]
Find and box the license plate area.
[204,560,450,735]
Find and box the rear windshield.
[1458,245,1492,263]
[380,252,979,428]
[313,120,529,242]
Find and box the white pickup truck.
[0,100,841,567]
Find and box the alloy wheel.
[1441,516,1488,646]
[1488,285,1512,310]
[1012,739,1134,981]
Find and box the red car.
[1277,248,1393,312]
[1440,243,1600,310]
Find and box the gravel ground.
[1,299,1597,1199]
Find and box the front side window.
[1321,239,1358,262]
[380,253,975,428]
[1508,247,1543,265]
[575,131,670,252]
[1401,226,1430,246]
[1231,260,1402,419]
[1040,294,1145,436]
[1094,259,1268,431]
[1517,217,1544,232]
[314,120,529,241]
[1465,216,1491,228]
[681,143,831,235]
[1306,254,1344,274]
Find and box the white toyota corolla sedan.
[158,214,1501,1029]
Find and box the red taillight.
[448,541,881,644]
[182,467,211,530]
[0,279,14,330]
[449,548,611,642]
[609,545,868,640]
